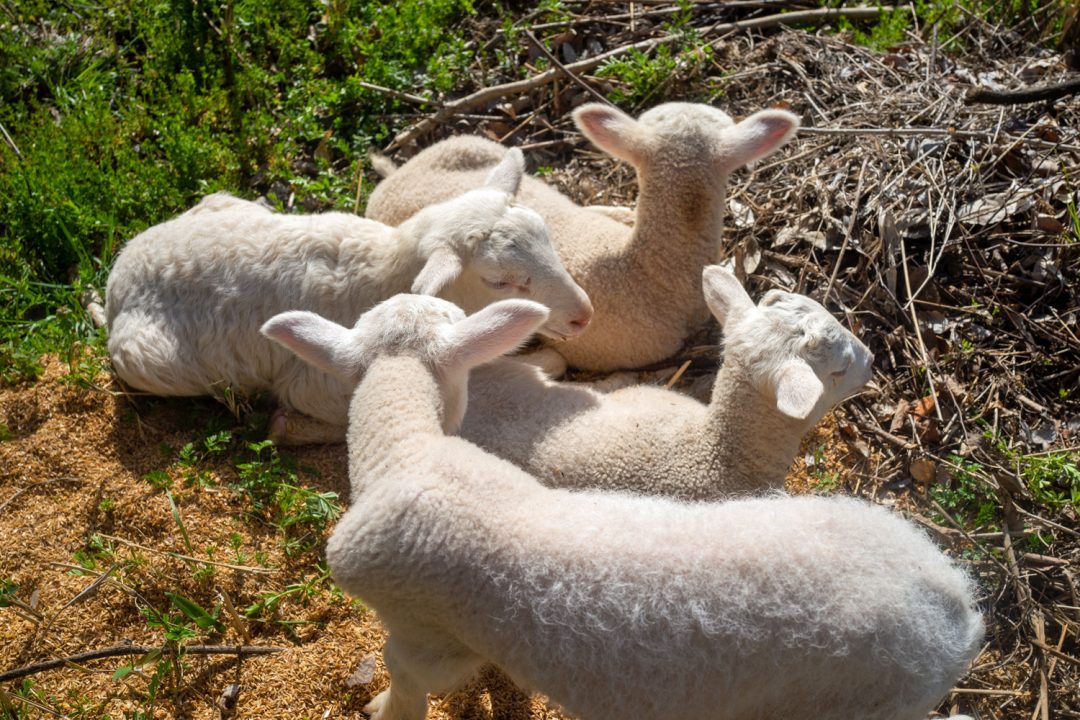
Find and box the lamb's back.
[107,204,397,394]
[336,469,981,720]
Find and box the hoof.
[267,408,289,443]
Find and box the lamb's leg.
[267,408,347,445]
[482,664,533,720]
[517,348,568,378]
[366,633,484,720]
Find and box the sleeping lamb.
[106,149,591,443]
[461,265,873,499]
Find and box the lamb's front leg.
[366,632,484,720]
[267,408,348,445]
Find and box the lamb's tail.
[369,153,398,178]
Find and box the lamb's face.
[755,290,874,411]
[464,206,593,342]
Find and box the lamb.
[262,293,983,720]
[460,265,873,500]
[106,148,592,444]
[365,101,800,372]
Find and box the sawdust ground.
[0,357,962,719]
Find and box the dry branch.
[385,5,894,151]
[0,645,285,683]
[964,77,1080,105]
[524,30,614,107]
[0,477,82,515]
[98,533,280,574]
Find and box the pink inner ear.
[723,110,799,169]
[575,106,646,166]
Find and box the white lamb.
[262,293,983,720]
[365,102,799,372]
[106,149,592,444]
[461,265,874,500]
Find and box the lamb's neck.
[348,356,446,484]
[700,360,812,490]
[627,168,726,272]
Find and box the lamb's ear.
[440,300,550,370]
[484,147,525,197]
[261,311,353,378]
[573,104,653,167]
[412,246,463,296]
[703,265,755,327]
[774,358,824,420]
[719,109,799,170]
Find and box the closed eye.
[831,357,853,378]
[483,277,531,293]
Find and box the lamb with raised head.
[263,293,983,720]
[365,102,799,372]
[106,149,592,444]
[461,265,874,500]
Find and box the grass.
[0,0,481,386]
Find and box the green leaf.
[166,592,225,634]
[112,664,136,681]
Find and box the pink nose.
[569,315,591,332]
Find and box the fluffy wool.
[461,266,873,499]
[264,293,982,720]
[365,102,799,371]
[106,149,591,444]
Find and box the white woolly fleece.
[105,151,591,443]
[365,101,800,371]
[461,266,874,500]
[333,355,981,720]
[263,293,979,720]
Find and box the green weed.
[929,454,998,528]
[1,0,481,386]
[244,563,337,620]
[233,440,342,556]
[1066,191,1079,244]
[598,38,712,108]
[1019,451,1080,511]
[2,680,45,720]
[71,533,115,572]
[112,593,224,713]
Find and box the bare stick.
[98,533,279,574]
[799,125,1080,154]
[385,6,894,151]
[0,477,83,515]
[0,120,22,161]
[524,30,614,107]
[0,645,285,683]
[824,156,867,304]
[355,80,444,109]
[964,78,1080,106]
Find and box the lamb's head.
[261,294,549,433]
[703,266,873,423]
[410,147,593,343]
[572,102,799,186]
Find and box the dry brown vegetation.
[2,4,1079,719]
